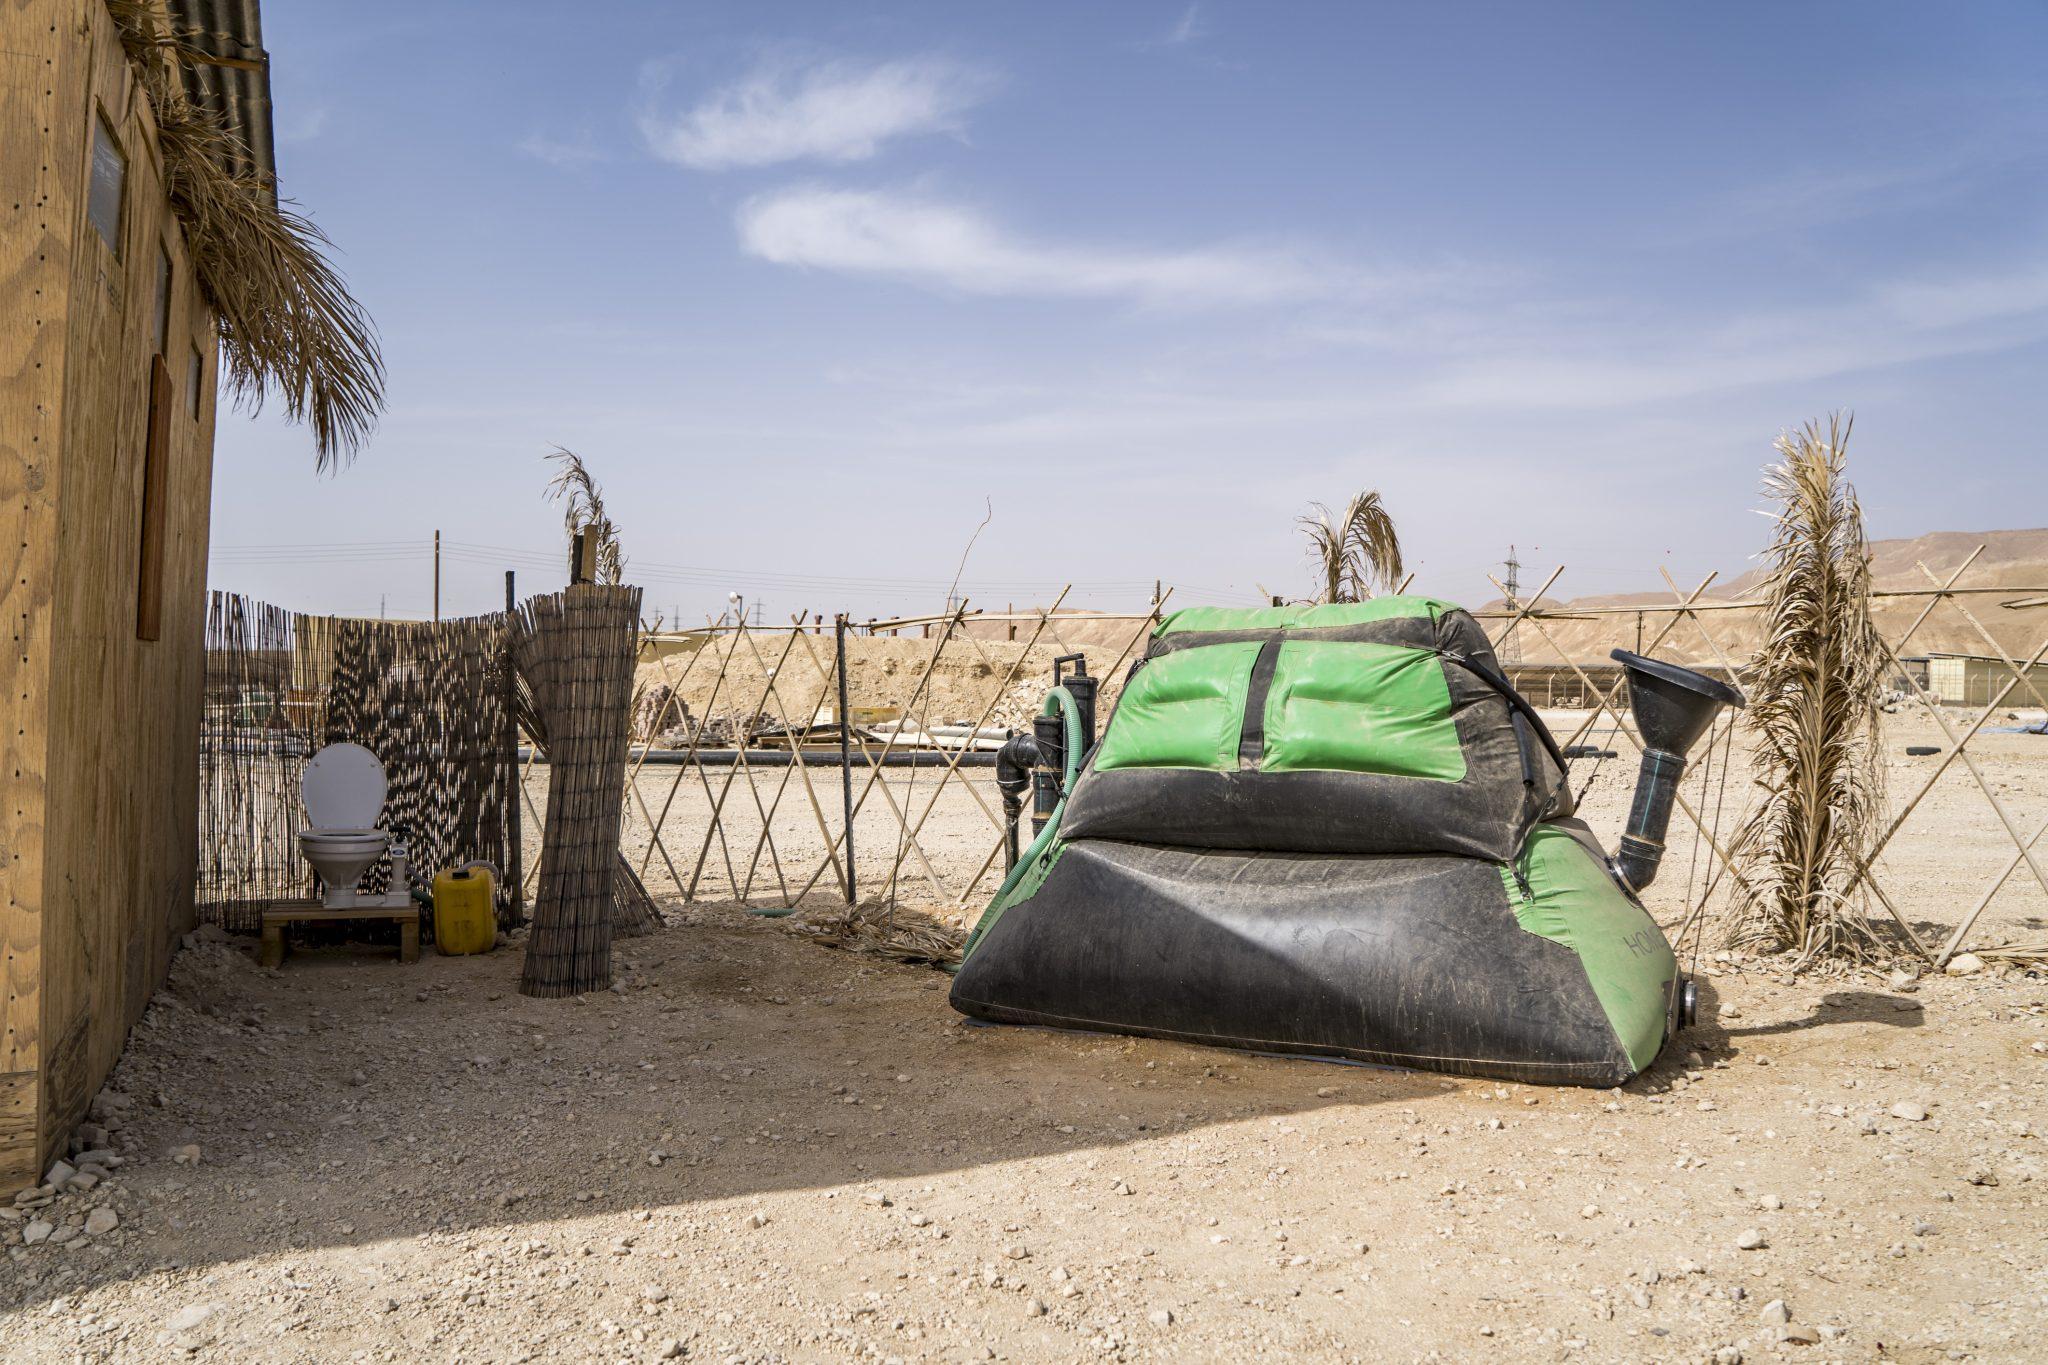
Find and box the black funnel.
[1609,650,1745,893]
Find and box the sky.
[209,1,2048,624]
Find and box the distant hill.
[1482,529,2048,667]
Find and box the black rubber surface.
[950,838,1637,1086]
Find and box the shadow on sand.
[8,904,1473,1311]
[1716,988,1928,1041]
[12,907,1893,1313]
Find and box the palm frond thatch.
[1300,490,1404,603]
[1728,415,1890,966]
[545,447,627,585]
[108,1,385,469]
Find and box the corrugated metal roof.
[166,0,277,197]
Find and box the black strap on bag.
[1440,651,1573,785]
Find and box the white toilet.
[297,742,394,908]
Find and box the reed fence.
[197,591,518,933]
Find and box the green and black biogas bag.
[951,597,1741,1087]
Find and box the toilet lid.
[301,742,387,829]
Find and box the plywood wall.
[0,0,220,1188]
[0,0,78,1194]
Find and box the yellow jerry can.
[432,862,497,955]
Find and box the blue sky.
[210,1,2048,622]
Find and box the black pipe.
[996,733,1039,871]
[1031,711,1064,837]
[1609,650,1746,893]
[1616,750,1688,891]
[1055,654,1097,753]
[503,570,523,928]
[836,614,855,905]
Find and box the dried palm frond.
[545,447,627,585]
[108,1,384,469]
[1300,490,1404,602]
[1728,415,1890,966]
[787,900,967,966]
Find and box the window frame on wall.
[139,241,178,642]
[87,110,127,257]
[136,355,172,642]
[153,243,173,354]
[186,344,205,417]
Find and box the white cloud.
[642,56,994,171]
[517,131,609,169]
[1418,261,2048,409]
[735,186,1343,306]
[1166,5,1211,45]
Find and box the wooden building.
[0,0,273,1189]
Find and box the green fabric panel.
[1158,595,1456,636]
[1500,826,1673,1073]
[1259,641,1466,780]
[1093,641,1264,771]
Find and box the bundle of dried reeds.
[511,646,661,940]
[513,585,645,996]
[787,900,967,967]
[1729,417,1890,965]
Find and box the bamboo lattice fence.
[523,567,2048,968]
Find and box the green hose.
[956,686,1085,963]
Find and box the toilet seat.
[301,742,387,830]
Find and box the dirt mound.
[635,627,1143,736]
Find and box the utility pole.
[1499,546,1522,665]
[433,529,441,621]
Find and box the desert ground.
[4,712,2045,1363]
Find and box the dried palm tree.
[545,447,627,585]
[1300,491,1404,602]
[1729,416,1890,965]
[109,1,384,469]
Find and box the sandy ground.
[3,912,2044,1364]
[5,716,2046,1363]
